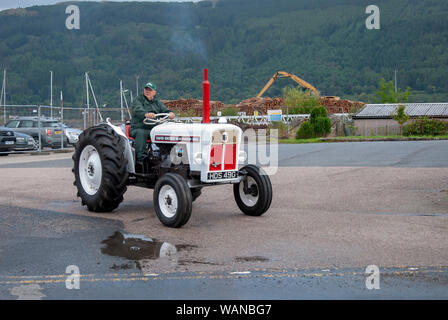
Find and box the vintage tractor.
[72,71,272,228]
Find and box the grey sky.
[0,1,199,11]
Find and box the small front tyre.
[191,187,202,202]
[154,173,193,228]
[234,165,272,216]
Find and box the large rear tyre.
[154,173,192,228]
[72,124,129,212]
[233,165,272,216]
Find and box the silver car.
[61,124,82,145]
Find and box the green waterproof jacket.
[130,94,172,130]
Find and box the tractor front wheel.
[234,165,272,216]
[191,187,202,202]
[154,173,192,228]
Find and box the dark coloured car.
[14,131,37,151]
[0,126,16,155]
[5,117,68,149]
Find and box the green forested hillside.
[0,0,447,108]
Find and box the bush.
[220,107,239,116]
[296,121,314,139]
[295,106,332,139]
[286,106,315,114]
[309,106,328,122]
[310,106,331,137]
[313,117,332,137]
[269,121,288,138]
[179,109,197,117]
[403,117,448,136]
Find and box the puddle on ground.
[235,256,270,262]
[178,259,220,266]
[110,262,135,270]
[101,231,196,268]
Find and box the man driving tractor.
[130,82,175,162]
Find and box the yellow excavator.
[256,71,320,98]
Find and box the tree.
[391,105,410,135]
[374,78,412,103]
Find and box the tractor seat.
[125,123,151,143]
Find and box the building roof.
[354,103,448,119]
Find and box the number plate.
[54,130,62,135]
[4,141,14,145]
[207,171,238,180]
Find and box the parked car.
[14,132,38,151]
[61,123,82,146]
[5,117,68,149]
[0,126,16,156]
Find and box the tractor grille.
[209,129,238,171]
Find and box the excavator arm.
[256,71,320,98]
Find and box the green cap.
[144,82,157,90]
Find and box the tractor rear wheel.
[154,173,192,228]
[234,165,272,216]
[72,124,129,212]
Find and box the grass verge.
[278,135,448,144]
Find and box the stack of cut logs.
[162,99,225,116]
[319,96,365,114]
[161,96,364,116]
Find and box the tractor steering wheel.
[143,113,171,125]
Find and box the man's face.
[144,88,156,100]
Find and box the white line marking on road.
[230,271,251,275]
[9,284,46,300]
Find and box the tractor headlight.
[238,151,247,163]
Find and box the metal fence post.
[83,108,87,130]
[61,107,64,149]
[38,106,42,153]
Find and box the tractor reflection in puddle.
[101,231,183,270]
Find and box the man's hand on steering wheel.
[145,112,174,119]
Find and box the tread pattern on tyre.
[153,173,192,228]
[72,124,129,212]
[233,164,273,216]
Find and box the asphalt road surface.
[0,141,447,299]
[1,140,446,168]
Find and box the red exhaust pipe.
[203,68,210,124]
